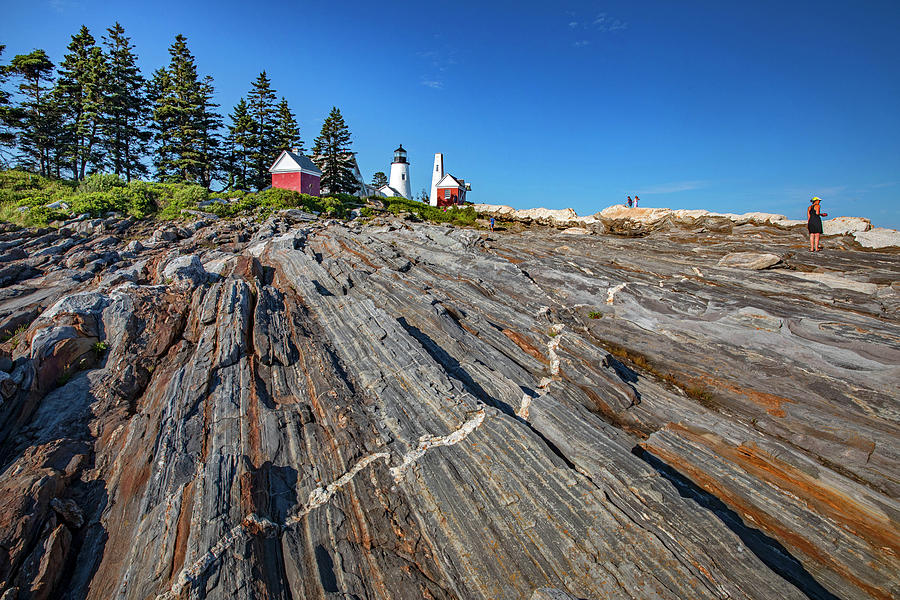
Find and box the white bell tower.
[389,145,411,200]
[430,153,444,207]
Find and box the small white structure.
[383,145,411,199]
[430,153,444,207]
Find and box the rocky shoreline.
[0,208,897,599]
[475,203,900,249]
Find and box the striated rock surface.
[0,210,897,600]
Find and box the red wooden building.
[269,149,322,196]
[434,173,469,207]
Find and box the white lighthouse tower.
[430,153,444,207]
[388,145,411,200]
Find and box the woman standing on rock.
[807,196,827,251]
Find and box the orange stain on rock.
[642,424,898,600]
[501,329,548,365]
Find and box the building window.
[401,174,405,180]
[444,189,451,199]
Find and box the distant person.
[807,197,828,251]
[627,196,633,208]
[634,196,640,207]
[490,217,495,232]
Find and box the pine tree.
[246,71,278,190]
[312,107,356,195]
[0,45,17,167]
[225,97,253,190]
[102,22,150,181]
[196,75,222,189]
[274,97,301,154]
[56,25,107,180]
[7,50,56,176]
[149,35,220,185]
[147,66,175,181]
[370,171,388,188]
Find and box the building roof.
[436,173,463,189]
[378,184,405,198]
[269,150,322,175]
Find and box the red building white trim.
[435,173,469,207]
[269,149,322,196]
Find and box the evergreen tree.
[370,171,388,188]
[312,107,356,195]
[146,66,175,180]
[274,97,301,154]
[102,22,150,181]
[56,25,107,180]
[7,50,56,176]
[246,71,278,190]
[225,97,253,190]
[0,45,17,166]
[149,35,220,185]
[196,75,222,189]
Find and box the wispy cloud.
[574,40,591,47]
[635,180,710,195]
[418,47,456,90]
[592,13,627,32]
[49,0,81,12]
[567,10,627,34]
[782,184,847,199]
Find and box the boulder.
[50,498,84,528]
[853,227,900,249]
[161,254,208,286]
[823,216,872,235]
[717,252,781,269]
[150,226,179,243]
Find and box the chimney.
[291,147,298,153]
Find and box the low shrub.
[174,184,208,206]
[68,191,125,217]
[383,196,476,226]
[23,204,70,227]
[256,187,304,210]
[77,173,126,194]
[0,170,50,191]
[121,181,158,219]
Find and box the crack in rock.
[157,513,279,600]
[388,408,486,482]
[547,325,564,377]
[157,408,487,599]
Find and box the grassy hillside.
[0,170,477,228]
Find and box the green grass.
[381,196,478,227]
[0,169,485,229]
[3,324,27,350]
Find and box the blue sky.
[3,1,899,227]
